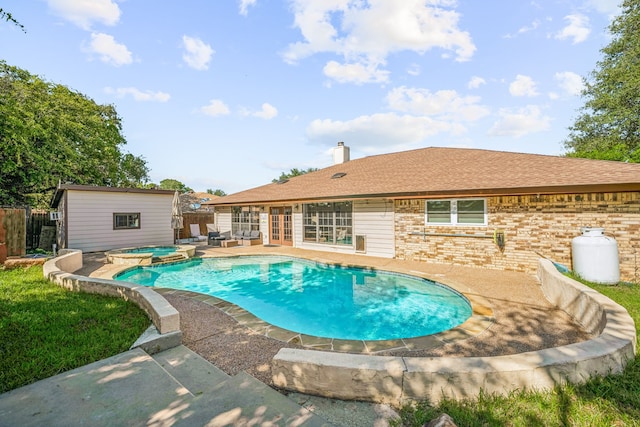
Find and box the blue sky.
[2,0,620,194]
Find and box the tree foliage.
[0,61,149,207]
[159,179,192,193]
[564,0,640,162]
[0,8,25,32]
[272,167,318,183]
[207,188,227,196]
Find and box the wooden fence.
[0,208,26,263]
[27,211,57,250]
[181,212,216,239]
[0,208,58,263]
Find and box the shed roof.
[51,184,175,208]
[205,147,640,206]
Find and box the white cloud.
[386,86,490,121]
[468,76,486,89]
[283,1,475,84]
[587,0,620,17]
[239,0,257,15]
[407,64,421,76]
[323,60,390,84]
[509,74,538,97]
[306,112,465,150]
[488,105,551,138]
[504,19,541,39]
[182,36,214,71]
[85,32,132,66]
[252,103,279,119]
[201,99,230,117]
[555,14,590,44]
[104,87,170,102]
[47,0,120,30]
[555,71,584,96]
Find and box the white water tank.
[571,227,620,285]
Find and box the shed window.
[426,199,486,225]
[113,213,140,229]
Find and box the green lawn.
[0,266,150,393]
[396,280,640,427]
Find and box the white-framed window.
[425,199,486,225]
[231,206,260,232]
[303,201,352,245]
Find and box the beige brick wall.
[394,192,640,283]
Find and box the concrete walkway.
[0,345,331,427]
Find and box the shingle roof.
[206,147,640,206]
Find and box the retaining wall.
[272,258,637,405]
[43,249,182,353]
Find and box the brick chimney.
[333,141,350,164]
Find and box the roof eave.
[204,182,640,207]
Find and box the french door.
[269,207,293,246]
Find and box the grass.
[0,266,150,393]
[395,277,640,427]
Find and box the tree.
[0,61,150,207]
[207,189,227,196]
[0,8,25,32]
[159,179,192,193]
[272,167,318,183]
[564,0,640,163]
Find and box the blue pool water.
[122,246,178,257]
[115,256,472,341]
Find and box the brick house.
[206,145,640,282]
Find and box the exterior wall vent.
[355,235,366,253]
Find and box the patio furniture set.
[189,224,262,247]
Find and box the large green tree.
[0,61,149,207]
[159,179,192,193]
[272,167,318,183]
[564,0,640,162]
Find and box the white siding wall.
[353,199,395,258]
[216,208,233,237]
[66,190,174,252]
[295,198,395,258]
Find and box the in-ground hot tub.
[106,245,196,265]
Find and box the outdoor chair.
[247,230,261,240]
[207,231,226,247]
[189,224,207,242]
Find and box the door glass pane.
[283,208,293,241]
[271,208,281,240]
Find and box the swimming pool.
[115,255,472,341]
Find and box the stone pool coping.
[43,249,182,354]
[44,249,637,405]
[153,287,493,354]
[271,258,637,405]
[105,244,196,265]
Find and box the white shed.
[51,185,176,252]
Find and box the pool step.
[151,346,331,426]
[151,346,230,395]
[153,253,187,263]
